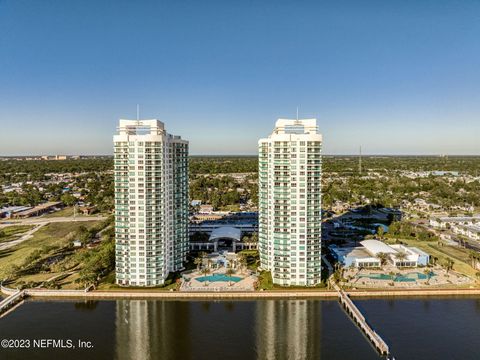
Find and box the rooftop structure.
[330,246,380,268]
[11,201,62,218]
[0,205,32,218]
[190,224,256,253]
[209,226,242,242]
[360,240,398,255]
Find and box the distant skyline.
[1,0,479,156]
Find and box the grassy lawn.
[96,270,180,291]
[0,225,34,243]
[219,204,241,212]
[43,206,108,219]
[386,237,478,278]
[257,271,273,290]
[96,270,116,289]
[0,220,102,279]
[96,283,179,291]
[42,207,78,218]
[13,272,56,284]
[58,273,81,289]
[97,270,181,292]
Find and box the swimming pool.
[358,272,435,282]
[196,274,243,283]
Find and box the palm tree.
[201,267,210,286]
[238,253,248,273]
[376,252,390,267]
[377,226,385,239]
[194,257,203,271]
[423,268,432,284]
[446,259,454,273]
[226,268,235,286]
[395,251,408,267]
[441,259,454,274]
[468,251,479,270]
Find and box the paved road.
[0,216,106,229]
[0,216,106,251]
[0,223,47,251]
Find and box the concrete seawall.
[3,284,480,299]
[348,288,480,297]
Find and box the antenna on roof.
[359,145,363,175]
[296,106,299,122]
[136,104,140,123]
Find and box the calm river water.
[1,297,480,360]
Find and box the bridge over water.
[0,289,26,317]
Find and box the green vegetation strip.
[0,221,103,281]
[0,225,34,243]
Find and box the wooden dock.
[333,282,390,356]
[0,289,26,316]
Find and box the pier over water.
[332,282,390,356]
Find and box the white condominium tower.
[114,119,189,287]
[258,119,322,286]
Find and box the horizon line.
[1,154,480,158]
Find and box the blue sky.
[0,0,479,155]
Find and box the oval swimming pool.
[196,274,243,283]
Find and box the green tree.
[201,267,211,286]
[377,226,385,239]
[61,193,77,206]
[376,252,390,266]
[395,251,408,263]
[194,257,203,271]
[226,268,235,286]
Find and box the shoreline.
[3,285,480,300]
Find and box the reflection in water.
[475,299,480,314]
[115,300,190,360]
[255,300,321,360]
[114,299,322,360]
[74,300,99,311]
[5,298,480,360]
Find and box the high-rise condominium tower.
[258,119,322,286]
[114,119,189,287]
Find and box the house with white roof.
[430,216,480,229]
[452,225,480,241]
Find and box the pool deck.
[181,271,256,292]
[344,266,474,289]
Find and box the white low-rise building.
[331,240,429,268]
[330,246,380,268]
[452,225,480,241]
[430,216,480,229]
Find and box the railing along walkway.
[0,289,26,316]
[332,281,390,356]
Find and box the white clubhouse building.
[114,119,189,286]
[331,240,430,268]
